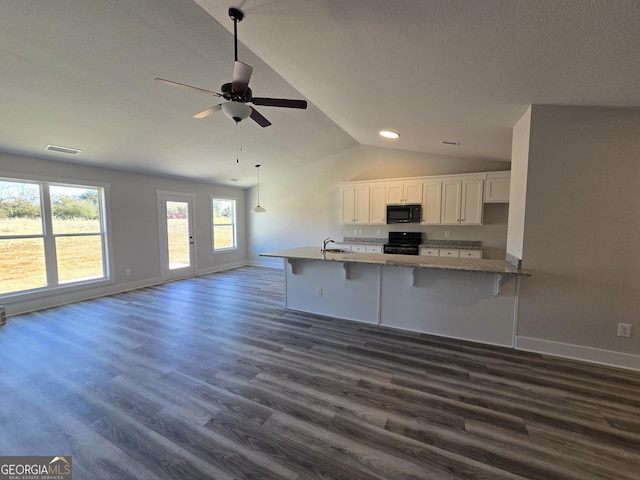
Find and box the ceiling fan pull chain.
[236,122,239,163]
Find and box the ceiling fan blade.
[155,78,222,97]
[252,97,308,109]
[250,107,272,127]
[232,61,253,94]
[192,104,222,119]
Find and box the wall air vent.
[45,144,82,155]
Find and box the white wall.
[506,106,531,260]
[1,151,247,315]
[248,144,511,267]
[513,105,640,370]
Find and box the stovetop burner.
[386,231,422,245]
[384,232,422,255]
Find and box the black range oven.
[383,232,422,255]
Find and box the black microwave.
[386,204,422,224]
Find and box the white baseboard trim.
[248,259,283,269]
[5,277,164,317]
[516,336,640,372]
[196,260,249,276]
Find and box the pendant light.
[251,164,266,213]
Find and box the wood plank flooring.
[1,266,639,479]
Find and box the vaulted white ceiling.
[2,0,639,187]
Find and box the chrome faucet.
[322,237,335,252]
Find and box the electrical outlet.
[354,228,358,235]
[315,287,323,296]
[125,268,131,276]
[617,323,632,337]
[445,230,451,237]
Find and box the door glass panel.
[166,200,190,270]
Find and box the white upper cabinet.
[341,183,386,224]
[340,171,499,226]
[422,180,442,224]
[484,171,511,203]
[340,184,370,224]
[386,180,423,204]
[369,183,387,224]
[441,175,484,225]
[461,177,484,225]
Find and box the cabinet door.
[354,185,371,224]
[460,178,483,225]
[422,180,442,224]
[404,181,423,204]
[366,245,383,254]
[439,248,461,258]
[459,249,482,259]
[340,186,356,223]
[385,181,404,204]
[484,172,510,203]
[420,248,440,257]
[441,180,462,224]
[351,244,367,253]
[369,184,386,224]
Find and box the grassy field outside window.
[1,179,108,295]
[212,198,236,251]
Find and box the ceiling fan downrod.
[228,7,244,62]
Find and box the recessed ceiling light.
[379,130,400,139]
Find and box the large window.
[0,178,109,296]
[212,197,237,251]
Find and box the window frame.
[0,173,113,300]
[211,196,238,253]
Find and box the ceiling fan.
[155,7,307,127]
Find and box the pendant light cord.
[256,164,261,206]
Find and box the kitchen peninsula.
[261,247,529,347]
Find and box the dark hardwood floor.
[1,266,639,479]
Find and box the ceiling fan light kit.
[222,101,251,122]
[155,6,307,129]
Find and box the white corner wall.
[514,105,640,370]
[506,106,531,260]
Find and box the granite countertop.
[261,247,530,276]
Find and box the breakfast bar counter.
[261,247,529,347]
[261,246,528,276]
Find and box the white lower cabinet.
[459,249,482,259]
[420,247,483,259]
[348,244,383,253]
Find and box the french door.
[157,192,195,280]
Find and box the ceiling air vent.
[45,144,82,155]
